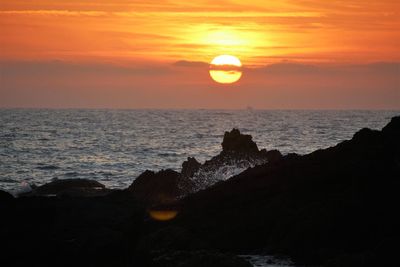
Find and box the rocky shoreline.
[1,116,399,266]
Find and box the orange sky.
[1,0,399,108]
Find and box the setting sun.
[211,55,242,67]
[209,55,243,84]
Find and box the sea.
[1,109,399,192]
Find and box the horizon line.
[1,107,399,111]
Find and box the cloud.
[0,60,173,76]
[1,1,399,67]
[252,62,320,74]
[244,61,400,76]
[171,60,400,77]
[0,10,107,17]
[173,60,209,68]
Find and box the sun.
[209,55,242,84]
[211,55,242,67]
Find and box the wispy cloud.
[0,10,107,16]
[1,1,399,64]
[1,10,322,16]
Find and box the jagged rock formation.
[130,129,280,202]
[221,128,259,154]
[170,116,400,266]
[181,157,201,179]
[182,128,281,192]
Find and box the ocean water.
[0,109,398,191]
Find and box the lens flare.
[149,210,178,221]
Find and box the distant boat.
[245,106,254,111]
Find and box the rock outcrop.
[0,189,14,202]
[128,169,182,205]
[221,128,259,155]
[182,128,279,192]
[265,149,283,163]
[130,129,279,200]
[181,157,201,179]
[170,116,400,266]
[18,178,111,197]
[150,250,252,267]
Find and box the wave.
[36,165,60,170]
[238,255,294,267]
[188,158,267,193]
[0,178,17,183]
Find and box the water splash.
[189,158,267,192]
[239,255,294,267]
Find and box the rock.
[382,116,400,135]
[265,149,283,163]
[137,226,195,252]
[221,128,259,155]
[128,169,183,205]
[369,237,398,267]
[150,250,253,267]
[1,187,144,267]
[326,253,370,267]
[206,128,276,165]
[20,178,110,197]
[15,182,35,196]
[0,189,14,202]
[352,128,381,144]
[183,128,276,192]
[382,116,400,150]
[131,129,282,199]
[173,116,400,266]
[181,157,201,178]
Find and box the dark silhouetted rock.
[150,250,252,267]
[221,128,259,155]
[20,178,110,197]
[265,149,283,163]
[382,116,400,135]
[128,169,182,205]
[170,116,400,266]
[382,116,400,150]
[183,129,277,192]
[181,157,201,178]
[131,129,282,198]
[352,128,381,144]
[0,190,14,202]
[1,189,144,267]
